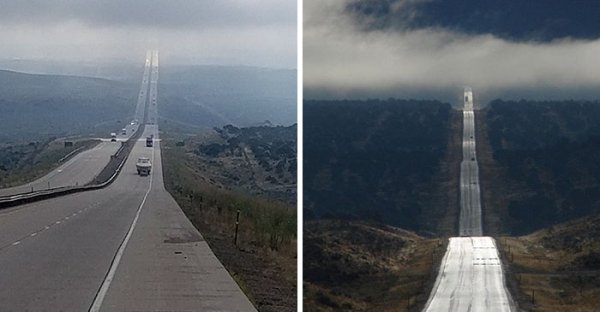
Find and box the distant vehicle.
[136,157,152,176]
[121,128,127,135]
[110,133,117,142]
[471,157,475,161]
[146,136,153,147]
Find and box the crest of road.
[0,51,256,311]
[423,88,514,312]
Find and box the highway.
[0,52,151,198]
[0,141,120,197]
[0,51,256,311]
[423,88,514,312]
[459,87,482,237]
[423,237,513,312]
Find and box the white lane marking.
[90,129,156,312]
[1,206,90,251]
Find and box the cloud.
[0,0,295,29]
[304,1,600,101]
[0,0,296,68]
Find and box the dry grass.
[161,132,297,311]
[304,220,446,312]
[496,216,600,311]
[0,139,98,188]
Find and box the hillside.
[159,66,296,128]
[160,124,297,311]
[476,100,600,235]
[304,220,444,312]
[0,69,137,142]
[304,99,461,235]
[497,214,600,311]
[166,124,297,204]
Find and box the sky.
[0,0,297,69]
[304,0,600,102]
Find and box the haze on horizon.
[0,0,296,69]
[304,0,600,103]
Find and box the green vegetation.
[497,213,600,311]
[304,99,458,233]
[304,220,445,311]
[0,70,138,142]
[161,128,296,311]
[159,66,296,127]
[163,139,295,250]
[481,100,600,234]
[0,139,98,188]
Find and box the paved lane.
[424,88,514,312]
[423,237,513,312]
[0,51,255,311]
[98,125,256,311]
[0,141,120,196]
[0,50,152,198]
[459,87,482,237]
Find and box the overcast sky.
[0,0,296,68]
[304,1,600,102]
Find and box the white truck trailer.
[136,157,152,176]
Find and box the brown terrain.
[475,103,600,311]
[160,127,296,312]
[496,214,600,311]
[304,220,446,312]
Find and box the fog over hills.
[159,66,297,127]
[0,69,137,142]
[0,65,296,142]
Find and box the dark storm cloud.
[0,0,295,29]
[304,1,600,100]
[346,0,600,42]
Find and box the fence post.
[234,209,240,246]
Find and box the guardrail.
[0,127,145,209]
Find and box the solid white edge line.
[89,128,155,312]
[90,53,157,311]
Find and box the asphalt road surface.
[0,51,255,311]
[423,237,513,312]
[424,88,513,312]
[459,87,483,237]
[0,52,150,198]
[0,141,120,197]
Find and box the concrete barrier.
[0,127,145,209]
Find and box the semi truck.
[136,157,152,176]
